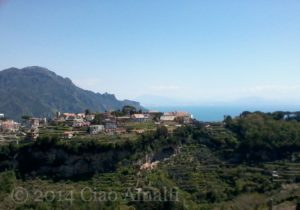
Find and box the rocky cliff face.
[16,147,132,179]
[0,140,177,180]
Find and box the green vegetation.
[0,111,300,209]
[124,122,157,131]
[225,112,300,161]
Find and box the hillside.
[0,112,300,209]
[0,66,143,120]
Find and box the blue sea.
[147,105,300,122]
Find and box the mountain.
[0,66,143,120]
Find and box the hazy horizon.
[1,0,300,105]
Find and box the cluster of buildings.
[0,115,20,142]
[0,120,20,133]
[55,112,94,127]
[0,113,48,141]
[53,112,119,138]
[0,113,20,133]
[160,111,193,124]
[118,111,193,124]
[0,109,194,141]
[24,117,47,140]
[55,110,193,138]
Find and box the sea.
[146,105,300,122]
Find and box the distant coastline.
[146,105,300,122]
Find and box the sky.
[1,0,300,106]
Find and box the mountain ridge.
[0,66,143,120]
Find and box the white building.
[85,114,95,122]
[0,113,4,119]
[131,114,150,122]
[160,111,192,124]
[160,115,176,121]
[89,125,105,135]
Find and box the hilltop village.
[0,106,194,143]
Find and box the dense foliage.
[1,111,300,209]
[225,112,300,161]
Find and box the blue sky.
[1,0,300,105]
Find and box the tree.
[122,106,136,115]
[93,113,105,124]
[111,110,124,117]
[240,111,251,117]
[271,111,285,120]
[85,109,91,115]
[152,112,163,122]
[155,126,168,138]
[21,115,31,120]
[297,198,300,210]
